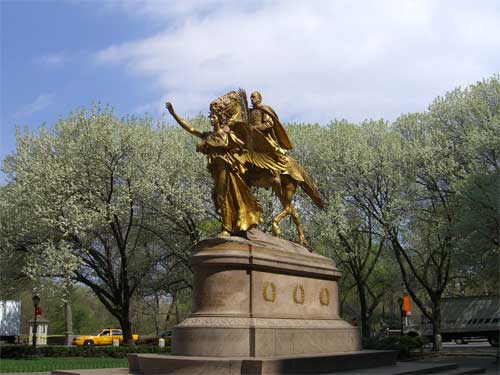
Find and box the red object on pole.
[403,295,411,316]
[35,307,42,316]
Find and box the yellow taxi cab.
[72,328,139,346]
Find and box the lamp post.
[32,290,41,347]
[397,297,404,337]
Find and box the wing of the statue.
[232,125,289,171]
[232,121,284,152]
[231,121,250,146]
[238,150,289,172]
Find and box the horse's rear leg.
[271,206,291,236]
[271,177,297,238]
[290,207,308,246]
[272,177,308,245]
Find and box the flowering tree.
[1,106,212,343]
[423,77,500,293]
[289,121,402,338]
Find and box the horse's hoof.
[272,223,281,236]
[219,230,231,237]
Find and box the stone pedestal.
[173,229,360,357]
[131,230,394,374]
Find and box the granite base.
[128,350,398,374]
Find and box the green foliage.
[174,288,193,323]
[0,357,128,373]
[452,173,499,292]
[69,288,118,334]
[0,344,170,359]
[363,335,430,358]
[14,284,118,336]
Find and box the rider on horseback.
[166,90,323,245]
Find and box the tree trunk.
[121,301,135,346]
[175,299,181,324]
[64,300,73,346]
[431,295,442,351]
[356,280,371,338]
[154,293,161,336]
[164,294,176,328]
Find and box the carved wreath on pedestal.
[293,285,305,304]
[262,281,276,303]
[319,288,330,306]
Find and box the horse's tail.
[295,163,325,209]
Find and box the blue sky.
[1,0,166,171]
[1,1,163,165]
[2,0,500,179]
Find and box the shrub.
[363,335,430,358]
[0,345,170,359]
[47,336,66,346]
[136,335,172,346]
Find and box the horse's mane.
[210,90,250,127]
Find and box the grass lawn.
[0,357,128,373]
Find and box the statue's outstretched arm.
[165,102,204,138]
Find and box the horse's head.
[210,90,248,128]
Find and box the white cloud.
[13,94,55,119]
[94,0,500,123]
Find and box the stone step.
[49,363,486,375]
[397,363,459,374]
[335,363,486,375]
[335,362,458,375]
[440,368,486,375]
[130,350,398,374]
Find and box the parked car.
[72,328,139,346]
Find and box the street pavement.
[443,340,495,348]
[417,355,499,375]
[441,340,498,355]
[416,341,499,375]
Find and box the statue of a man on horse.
[166,89,323,245]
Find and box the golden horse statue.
[166,90,323,245]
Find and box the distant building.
[0,300,21,343]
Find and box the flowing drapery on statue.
[166,89,323,245]
[201,130,263,233]
[166,101,262,235]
